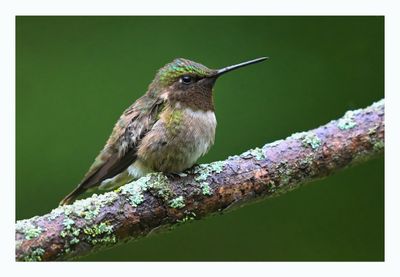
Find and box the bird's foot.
[188,163,201,173]
[166,172,187,180]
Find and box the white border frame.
[2,1,398,276]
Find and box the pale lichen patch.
[54,196,120,253]
[23,247,45,262]
[121,175,151,207]
[169,196,185,209]
[301,132,321,150]
[200,182,213,196]
[48,208,64,221]
[240,147,266,160]
[48,189,119,224]
[276,160,293,186]
[337,110,358,130]
[83,222,117,245]
[193,161,225,196]
[148,173,173,201]
[63,218,75,230]
[373,140,384,151]
[70,237,80,245]
[194,161,225,183]
[291,131,322,150]
[291,132,307,140]
[16,219,42,240]
[209,160,225,173]
[121,173,173,206]
[176,212,196,224]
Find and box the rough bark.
[15,99,384,261]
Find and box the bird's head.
[149,57,268,111]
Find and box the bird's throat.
[168,87,215,112]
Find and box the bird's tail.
[59,186,86,206]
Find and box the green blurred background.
[16,16,384,261]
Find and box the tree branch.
[15,99,384,261]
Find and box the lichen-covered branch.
[16,99,384,261]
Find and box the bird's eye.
[180,75,193,84]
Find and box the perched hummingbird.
[60,57,268,205]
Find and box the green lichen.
[291,132,321,150]
[16,219,43,240]
[84,208,100,221]
[121,173,173,206]
[240,147,266,160]
[169,196,185,209]
[84,222,113,237]
[194,170,209,182]
[148,173,173,201]
[95,191,119,203]
[62,228,81,255]
[200,182,213,196]
[209,160,226,173]
[83,222,117,245]
[60,215,81,251]
[299,153,315,168]
[277,161,292,186]
[177,217,192,223]
[121,175,151,206]
[47,189,119,225]
[60,230,68,238]
[194,160,225,183]
[373,140,384,151]
[90,235,117,245]
[61,222,80,236]
[48,208,64,221]
[177,212,196,224]
[301,132,321,150]
[70,237,80,245]
[62,198,99,221]
[23,247,45,262]
[127,186,144,206]
[337,110,357,130]
[25,227,42,240]
[63,218,75,229]
[193,161,225,196]
[291,132,306,140]
[72,228,80,237]
[267,181,277,193]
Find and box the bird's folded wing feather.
[78,95,165,191]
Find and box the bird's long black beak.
[213,57,269,77]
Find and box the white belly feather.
[183,108,217,164]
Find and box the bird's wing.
[60,95,165,205]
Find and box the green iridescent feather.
[156,58,214,85]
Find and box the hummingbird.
[60,57,268,205]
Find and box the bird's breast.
[137,106,217,172]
